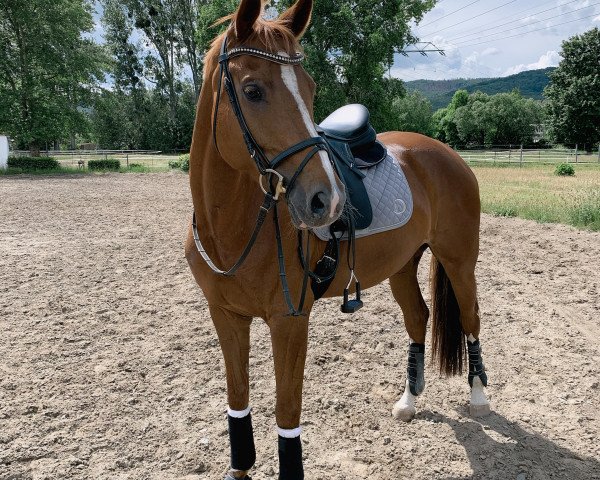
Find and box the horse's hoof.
[392,401,416,422]
[470,402,491,417]
[224,474,251,480]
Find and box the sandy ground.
[1,173,599,480]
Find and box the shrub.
[7,156,59,170]
[179,153,190,172]
[168,158,181,169]
[569,190,600,230]
[127,163,150,173]
[555,163,575,176]
[89,159,120,171]
[491,205,517,217]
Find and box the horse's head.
[207,0,346,228]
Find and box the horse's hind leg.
[389,246,429,422]
[209,305,255,480]
[429,246,491,417]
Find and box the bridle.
[212,35,330,198]
[192,34,336,316]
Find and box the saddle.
[317,104,387,230]
[300,104,387,309]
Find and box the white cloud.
[481,47,500,57]
[396,1,600,80]
[503,50,561,76]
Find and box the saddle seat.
[318,104,375,148]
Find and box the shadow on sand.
[414,408,600,480]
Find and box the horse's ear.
[233,0,263,42]
[279,0,313,39]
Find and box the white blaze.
[279,58,340,218]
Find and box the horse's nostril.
[310,191,327,216]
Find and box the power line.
[444,0,572,41]
[454,12,600,48]
[450,2,600,46]
[420,0,519,37]
[418,0,482,28]
[399,42,446,56]
[445,0,584,43]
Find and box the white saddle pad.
[312,153,413,241]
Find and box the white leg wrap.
[277,425,302,438]
[392,380,417,422]
[470,376,491,416]
[228,405,251,418]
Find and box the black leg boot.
[278,435,303,480]
[226,411,256,479]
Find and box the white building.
[0,135,8,169]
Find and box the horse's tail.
[430,256,465,375]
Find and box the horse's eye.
[243,85,263,102]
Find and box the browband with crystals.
[225,47,304,65]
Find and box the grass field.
[470,162,600,231]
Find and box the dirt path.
[1,173,598,480]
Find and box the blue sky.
[392,0,600,80]
[90,0,600,82]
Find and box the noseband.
[192,35,334,316]
[213,36,329,197]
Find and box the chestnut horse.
[185,0,490,478]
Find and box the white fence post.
[575,144,578,163]
[519,144,523,167]
[0,135,8,169]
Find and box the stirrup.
[341,271,363,313]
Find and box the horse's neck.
[194,150,267,250]
[190,80,284,268]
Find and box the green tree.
[97,0,222,151]
[391,90,434,136]
[92,90,137,149]
[0,0,106,153]
[197,0,237,56]
[101,0,182,121]
[433,89,469,145]
[101,0,145,92]
[544,27,600,150]
[434,90,544,146]
[276,0,435,130]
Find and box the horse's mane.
[204,15,302,78]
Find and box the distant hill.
[405,67,554,110]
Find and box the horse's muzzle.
[288,182,345,228]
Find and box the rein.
[192,35,334,316]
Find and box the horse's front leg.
[268,312,309,480]
[210,305,255,480]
